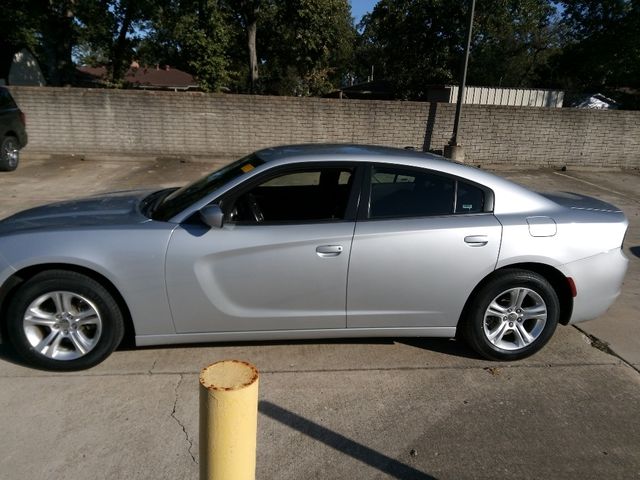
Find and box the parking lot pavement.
[0,155,639,479]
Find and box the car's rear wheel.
[7,270,124,370]
[462,269,559,361]
[0,135,20,171]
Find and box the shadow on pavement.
[0,343,28,368]
[396,337,482,360]
[259,401,438,480]
[630,246,640,258]
[130,336,481,361]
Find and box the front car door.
[165,163,361,333]
[347,164,502,329]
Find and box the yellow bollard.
[199,360,260,480]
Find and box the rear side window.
[456,181,485,214]
[369,166,455,218]
[368,165,487,219]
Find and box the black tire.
[461,269,559,361]
[7,270,124,370]
[0,135,19,171]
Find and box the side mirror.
[199,204,224,229]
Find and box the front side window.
[369,166,455,218]
[152,154,264,221]
[225,167,354,224]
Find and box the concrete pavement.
[0,155,639,479]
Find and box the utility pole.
[444,0,476,162]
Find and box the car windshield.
[152,153,264,221]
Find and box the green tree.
[1,0,78,86]
[0,0,41,52]
[357,0,466,99]
[138,0,233,92]
[553,0,640,90]
[357,0,561,99]
[75,0,156,84]
[224,0,266,92]
[261,0,356,96]
[468,0,562,87]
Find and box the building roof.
[325,80,397,100]
[77,65,199,91]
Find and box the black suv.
[0,86,28,171]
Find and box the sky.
[350,0,378,23]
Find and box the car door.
[165,164,361,333]
[347,164,502,329]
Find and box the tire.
[7,270,124,370]
[461,269,559,361]
[0,135,20,171]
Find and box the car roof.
[255,143,447,162]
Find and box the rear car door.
[347,164,502,329]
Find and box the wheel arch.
[3,131,19,141]
[459,262,574,329]
[0,263,136,347]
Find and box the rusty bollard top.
[200,360,259,392]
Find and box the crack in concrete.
[0,361,625,379]
[170,374,198,464]
[148,359,158,376]
[574,326,640,374]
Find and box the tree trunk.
[111,2,134,84]
[42,0,76,86]
[247,18,258,92]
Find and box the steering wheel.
[245,193,264,223]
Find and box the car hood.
[0,189,155,234]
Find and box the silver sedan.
[0,145,629,370]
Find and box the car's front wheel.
[461,269,559,361]
[0,135,20,171]
[7,270,124,370]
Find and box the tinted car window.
[228,167,354,223]
[0,88,17,109]
[369,166,455,218]
[456,181,485,214]
[152,154,264,220]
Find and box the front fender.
[0,226,177,338]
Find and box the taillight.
[19,111,26,126]
[567,277,577,298]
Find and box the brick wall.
[8,86,640,169]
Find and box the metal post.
[445,0,476,161]
[199,360,260,480]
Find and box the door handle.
[464,235,489,247]
[316,245,343,257]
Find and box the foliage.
[356,0,561,99]
[0,0,41,52]
[1,0,639,107]
[259,0,356,96]
[553,0,640,90]
[75,0,157,84]
[1,0,78,86]
[468,0,562,87]
[137,0,233,92]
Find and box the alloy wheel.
[22,291,103,360]
[482,287,547,351]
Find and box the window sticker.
[241,164,255,173]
